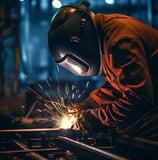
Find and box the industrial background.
[0,0,158,98]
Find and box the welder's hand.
[67,104,79,115]
[67,102,87,114]
[66,103,91,131]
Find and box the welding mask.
[48,1,102,76]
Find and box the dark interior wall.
[0,0,20,96]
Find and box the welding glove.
[68,98,107,132]
[70,108,107,133]
[68,97,99,112]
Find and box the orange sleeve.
[77,36,153,131]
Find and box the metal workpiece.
[113,134,158,156]
[55,136,128,160]
[13,140,48,160]
[0,127,158,160]
[0,128,64,133]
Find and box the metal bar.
[0,148,65,154]
[13,139,28,150]
[13,140,48,160]
[26,152,48,160]
[0,128,64,133]
[114,134,158,153]
[55,136,128,160]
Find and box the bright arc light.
[105,0,115,5]
[52,0,62,8]
[60,115,76,129]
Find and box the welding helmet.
[48,1,102,76]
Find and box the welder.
[47,1,158,141]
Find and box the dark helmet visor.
[48,2,102,76]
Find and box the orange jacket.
[77,14,158,138]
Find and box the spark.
[76,89,80,93]
[49,76,53,81]
[27,87,63,118]
[46,80,51,87]
[57,65,60,72]
[72,93,74,99]
[45,91,51,100]
[38,84,43,89]
[27,86,44,100]
[72,85,75,90]
[65,83,69,95]
[36,109,42,112]
[26,74,91,129]
[78,94,81,99]
[82,90,86,94]
[86,81,89,88]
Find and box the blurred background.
[0,0,158,117]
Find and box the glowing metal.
[59,115,77,129]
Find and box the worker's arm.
[71,36,153,132]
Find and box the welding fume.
[47,0,158,141]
